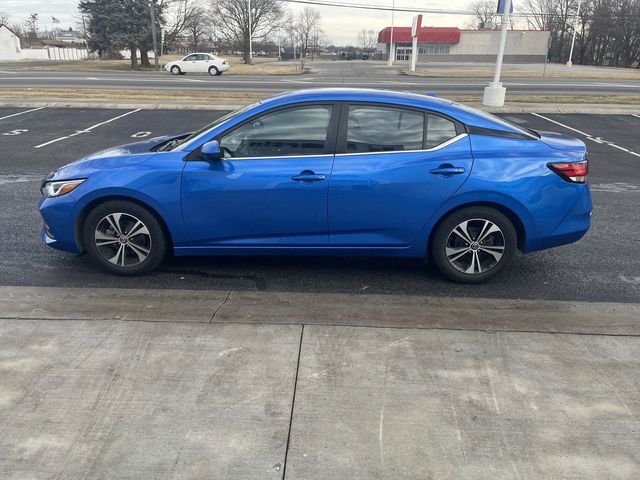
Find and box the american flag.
[52,16,60,24]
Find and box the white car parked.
[164,53,230,76]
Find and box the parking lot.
[0,106,639,303]
[1,104,639,480]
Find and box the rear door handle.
[429,165,465,176]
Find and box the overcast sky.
[0,0,489,45]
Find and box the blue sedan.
[39,89,591,283]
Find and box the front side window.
[220,105,333,158]
[346,105,424,153]
[184,54,198,61]
[426,114,458,148]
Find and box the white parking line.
[531,112,640,158]
[34,109,141,149]
[632,114,640,119]
[0,107,45,121]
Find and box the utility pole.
[149,0,159,70]
[410,14,421,73]
[566,0,582,67]
[387,0,395,65]
[160,28,165,69]
[482,0,511,107]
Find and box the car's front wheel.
[170,65,181,75]
[208,66,220,76]
[431,206,517,283]
[82,201,166,276]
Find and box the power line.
[279,0,638,19]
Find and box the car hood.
[536,130,587,153]
[45,133,187,181]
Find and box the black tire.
[170,65,181,75]
[209,66,220,76]
[82,200,166,276]
[430,206,517,284]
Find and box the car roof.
[261,88,452,109]
[259,88,526,135]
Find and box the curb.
[0,100,247,111]
[1,286,639,336]
[0,99,638,114]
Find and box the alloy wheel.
[94,212,152,267]
[445,218,505,274]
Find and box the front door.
[396,47,412,61]
[329,104,473,247]
[181,104,337,246]
[181,54,199,72]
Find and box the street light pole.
[482,0,511,107]
[567,0,582,67]
[248,0,253,64]
[149,0,159,70]
[387,0,395,65]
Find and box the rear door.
[328,103,473,246]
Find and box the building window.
[418,44,451,55]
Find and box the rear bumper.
[525,185,592,253]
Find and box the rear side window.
[426,114,458,148]
[346,105,424,153]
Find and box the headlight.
[41,179,85,198]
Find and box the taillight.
[548,160,588,183]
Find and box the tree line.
[77,0,325,68]
[469,0,640,68]
[523,0,640,68]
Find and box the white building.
[0,26,89,61]
[377,27,551,63]
[0,25,22,61]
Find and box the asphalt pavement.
[1,106,639,303]
[1,60,640,97]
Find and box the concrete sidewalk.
[1,287,639,479]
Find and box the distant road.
[1,60,639,97]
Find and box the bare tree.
[293,7,321,57]
[212,0,283,64]
[0,12,9,26]
[162,0,207,48]
[468,0,497,28]
[23,13,39,46]
[521,0,555,30]
[357,28,377,51]
[186,7,209,50]
[310,26,325,58]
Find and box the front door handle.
[291,170,326,183]
[429,164,465,176]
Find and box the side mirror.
[201,140,222,161]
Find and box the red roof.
[378,27,461,44]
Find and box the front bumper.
[38,195,82,254]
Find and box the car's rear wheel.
[82,201,166,276]
[431,206,517,283]
[170,65,181,75]
[208,66,220,76]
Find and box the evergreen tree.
[79,0,163,69]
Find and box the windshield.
[452,102,539,139]
[169,102,260,150]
